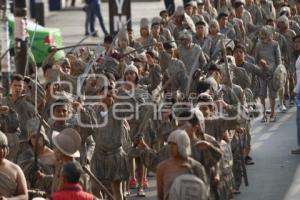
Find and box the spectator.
[50,162,96,200]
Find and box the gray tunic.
[254,40,282,72]
[139,64,162,93]
[236,61,262,97]
[178,43,207,74]
[193,36,212,60]
[89,107,130,181]
[0,108,20,162]
[162,157,208,200]
[261,0,276,23]
[245,4,263,26]
[159,50,188,94]
[220,26,236,40]
[1,95,35,139]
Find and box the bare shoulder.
[157,159,171,172]
[7,160,22,172]
[0,159,22,179]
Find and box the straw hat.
[52,128,82,158]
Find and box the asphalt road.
[46,0,179,46]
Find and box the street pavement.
[44,1,300,200]
[46,0,183,46]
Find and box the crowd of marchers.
[1,0,300,199]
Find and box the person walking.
[88,0,109,37]
[164,0,175,15]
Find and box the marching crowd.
[1,0,300,199]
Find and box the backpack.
[168,173,208,200]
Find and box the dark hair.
[195,21,206,27]
[151,23,160,28]
[146,51,155,59]
[53,99,70,111]
[279,10,289,17]
[196,81,211,94]
[234,2,244,9]
[179,110,199,126]
[11,74,23,83]
[61,162,83,184]
[217,12,228,20]
[159,10,168,17]
[266,18,275,24]
[233,43,246,52]
[163,42,174,50]
[104,35,113,44]
[42,64,53,74]
[208,63,220,71]
[184,2,194,8]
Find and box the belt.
[97,147,123,156]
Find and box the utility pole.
[14,0,28,76]
[0,0,11,95]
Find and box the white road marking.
[258,132,274,141]
[268,112,294,132]
[252,126,264,135]
[251,141,264,151]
